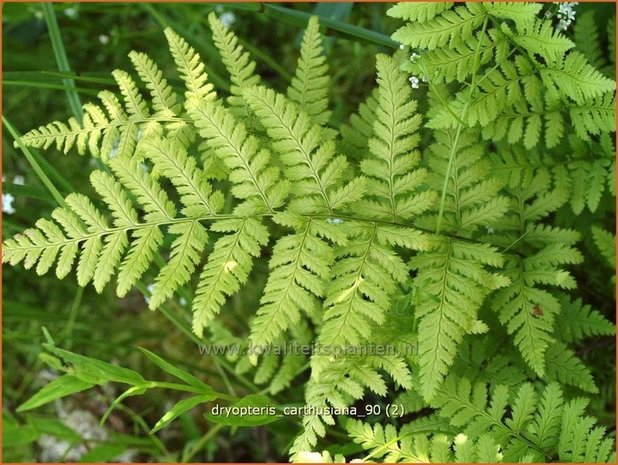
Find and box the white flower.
[486,226,495,234]
[64,7,78,19]
[409,76,420,89]
[295,451,324,463]
[98,34,110,45]
[179,296,187,306]
[219,12,236,27]
[399,44,405,50]
[13,175,25,185]
[555,2,578,31]
[3,193,15,215]
[327,217,344,225]
[144,284,155,305]
[410,52,420,63]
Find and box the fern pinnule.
[244,85,365,214]
[355,54,436,222]
[287,16,331,126]
[208,12,260,112]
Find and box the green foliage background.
[2,2,615,462]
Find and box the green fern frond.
[3,134,224,304]
[544,341,597,393]
[432,377,615,462]
[187,98,289,215]
[340,87,379,157]
[346,420,500,463]
[192,218,268,337]
[411,238,508,400]
[250,214,337,348]
[591,226,616,270]
[244,85,365,214]
[387,2,453,23]
[287,16,332,126]
[355,54,437,222]
[391,3,486,50]
[208,12,260,113]
[128,51,180,117]
[555,295,615,343]
[164,28,215,103]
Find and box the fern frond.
[164,28,215,103]
[250,214,337,348]
[244,85,365,214]
[391,3,486,50]
[491,165,582,375]
[432,377,615,462]
[559,398,615,463]
[139,136,224,217]
[555,295,615,343]
[591,226,616,270]
[208,12,260,112]
[128,51,180,117]
[340,88,379,157]
[3,136,224,304]
[387,2,453,23]
[321,221,430,347]
[192,218,268,337]
[187,99,289,215]
[411,238,508,400]
[287,16,331,126]
[347,419,502,463]
[544,341,597,393]
[355,54,437,222]
[150,220,208,308]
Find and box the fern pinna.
[4,4,616,463]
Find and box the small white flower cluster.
[63,7,78,19]
[327,217,344,225]
[556,2,578,31]
[219,11,236,27]
[144,283,155,305]
[409,76,420,89]
[99,34,110,45]
[2,175,24,215]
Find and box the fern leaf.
[392,3,486,50]
[544,341,597,393]
[555,295,615,343]
[128,51,179,117]
[139,136,224,217]
[192,218,268,337]
[287,16,331,125]
[149,220,208,308]
[244,85,364,214]
[412,238,508,400]
[356,54,436,222]
[591,226,615,269]
[208,12,260,110]
[250,214,335,348]
[187,99,288,215]
[164,28,215,103]
[387,2,453,23]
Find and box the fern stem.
[42,3,83,124]
[434,18,488,235]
